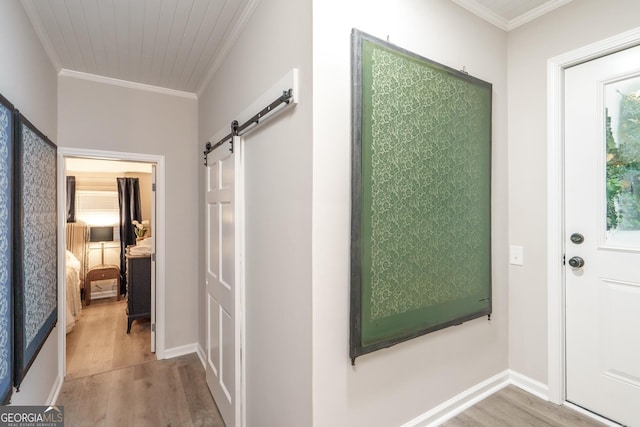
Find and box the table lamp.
[89,226,114,266]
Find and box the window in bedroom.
[75,190,120,240]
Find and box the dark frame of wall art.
[13,112,57,389]
[0,93,14,404]
[350,29,492,362]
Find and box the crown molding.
[196,0,262,96]
[59,69,197,100]
[449,0,509,31]
[507,0,574,31]
[20,0,62,71]
[450,0,575,32]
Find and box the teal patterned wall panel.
[350,30,492,360]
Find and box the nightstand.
[85,264,120,305]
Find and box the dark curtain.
[117,177,141,295]
[66,176,76,222]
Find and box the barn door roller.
[203,89,293,165]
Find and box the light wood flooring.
[66,298,155,380]
[59,360,610,427]
[442,385,608,427]
[63,300,608,427]
[58,353,224,427]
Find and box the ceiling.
[21,0,571,96]
[21,0,259,95]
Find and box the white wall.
[0,0,59,405]
[198,0,313,425]
[57,76,199,350]
[312,0,509,425]
[507,0,640,384]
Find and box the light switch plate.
[510,245,524,266]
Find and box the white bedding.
[65,250,82,333]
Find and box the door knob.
[568,256,584,268]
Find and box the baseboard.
[196,343,206,369]
[401,370,511,426]
[47,375,63,405]
[508,370,549,401]
[401,370,553,426]
[163,343,199,359]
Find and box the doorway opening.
[57,148,166,381]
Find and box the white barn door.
[205,136,242,426]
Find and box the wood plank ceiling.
[21,0,258,95]
[20,0,573,95]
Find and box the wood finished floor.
[66,298,156,380]
[442,385,608,427]
[63,300,608,427]
[58,353,224,427]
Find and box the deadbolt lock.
[570,233,584,244]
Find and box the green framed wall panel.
[350,29,492,361]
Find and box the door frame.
[56,147,167,379]
[546,26,640,405]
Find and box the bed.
[65,250,82,332]
[65,221,89,333]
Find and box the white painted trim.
[56,155,67,384]
[196,0,262,96]
[20,0,62,71]
[508,370,549,401]
[196,343,206,369]
[47,374,63,405]
[234,134,245,427]
[401,370,551,427]
[546,26,640,406]
[546,51,566,405]
[57,148,167,383]
[450,0,574,32]
[507,0,574,31]
[401,371,510,426]
[164,343,199,359]
[394,368,622,427]
[58,69,197,100]
[449,0,509,30]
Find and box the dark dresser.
[125,251,151,333]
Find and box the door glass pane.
[605,74,640,247]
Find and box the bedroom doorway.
[58,148,166,380]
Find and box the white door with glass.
[565,44,640,426]
[205,137,242,427]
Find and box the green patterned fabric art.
[350,30,492,360]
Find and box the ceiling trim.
[449,0,509,30]
[59,69,197,100]
[20,0,62,71]
[507,0,574,31]
[450,0,574,31]
[196,0,262,96]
